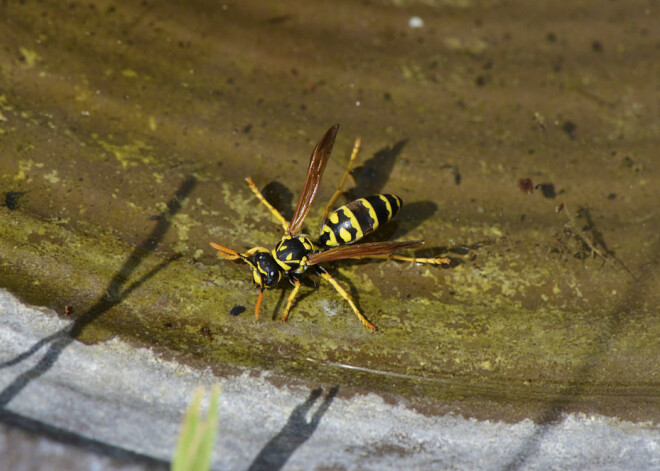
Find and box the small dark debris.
[518,178,534,194]
[4,191,25,210]
[591,40,603,52]
[199,326,213,341]
[453,169,461,185]
[305,80,326,92]
[242,124,252,134]
[607,193,617,200]
[562,121,577,138]
[532,114,547,131]
[475,75,489,87]
[442,164,461,185]
[164,321,174,328]
[383,92,392,101]
[621,156,643,172]
[535,183,556,199]
[546,32,557,43]
[622,156,635,168]
[230,305,246,316]
[266,14,293,24]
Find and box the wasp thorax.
[272,235,316,275]
[250,250,282,287]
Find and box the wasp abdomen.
[318,194,402,247]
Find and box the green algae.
[1,203,658,421]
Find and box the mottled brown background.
[0,0,658,422]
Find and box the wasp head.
[248,248,282,287]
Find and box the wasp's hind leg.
[322,137,362,222]
[244,177,289,231]
[315,266,376,332]
[365,253,451,265]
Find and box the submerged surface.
[0,0,658,431]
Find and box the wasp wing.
[286,124,339,236]
[308,240,424,265]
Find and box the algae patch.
[97,138,156,169]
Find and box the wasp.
[210,124,449,332]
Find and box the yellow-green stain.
[122,69,138,78]
[97,139,156,169]
[19,47,40,67]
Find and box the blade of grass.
[172,386,221,471]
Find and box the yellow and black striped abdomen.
[318,194,402,247]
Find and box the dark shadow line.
[578,206,639,282]
[0,175,195,384]
[0,408,169,469]
[0,330,61,369]
[271,286,289,322]
[0,255,181,407]
[501,234,660,470]
[0,175,197,460]
[0,255,178,372]
[248,386,339,471]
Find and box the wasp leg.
[255,287,265,320]
[244,177,289,231]
[316,266,376,332]
[322,137,361,222]
[365,254,451,265]
[280,277,301,323]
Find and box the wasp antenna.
[210,242,240,256]
[210,242,254,265]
